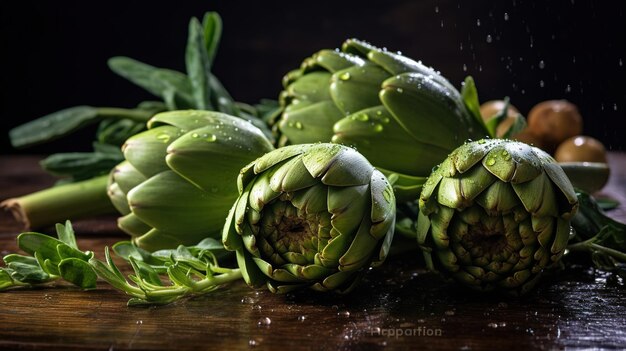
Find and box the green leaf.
[129,257,164,287]
[89,257,137,293]
[17,233,63,262]
[194,237,227,252]
[185,17,212,110]
[97,119,147,146]
[56,220,78,249]
[57,243,93,261]
[202,12,222,67]
[209,73,237,115]
[460,76,490,137]
[9,106,99,148]
[167,263,198,289]
[108,56,194,109]
[0,269,17,289]
[40,151,123,180]
[58,258,98,289]
[3,254,51,283]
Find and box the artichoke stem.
[1,175,115,229]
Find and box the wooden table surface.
[1,154,625,351]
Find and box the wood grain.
[1,155,625,350]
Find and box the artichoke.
[416,139,578,294]
[108,110,274,251]
[272,39,490,200]
[222,143,396,293]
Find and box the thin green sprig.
[568,191,626,278]
[0,221,243,306]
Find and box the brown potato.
[527,100,583,150]
[555,135,607,163]
[479,100,522,138]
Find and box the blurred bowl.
[558,162,610,193]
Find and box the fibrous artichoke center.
[464,226,507,256]
[259,200,325,265]
[276,216,313,248]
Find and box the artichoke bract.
[272,39,490,201]
[108,110,275,251]
[222,143,396,293]
[416,139,578,294]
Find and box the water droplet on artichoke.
[356,113,369,122]
[339,72,351,81]
[486,158,496,166]
[156,133,171,143]
[206,134,217,142]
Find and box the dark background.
[1,0,624,154]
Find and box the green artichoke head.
[272,39,490,201]
[107,110,275,251]
[416,139,579,295]
[222,143,396,293]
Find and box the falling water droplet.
[477,19,481,26]
[504,13,509,21]
[565,84,572,93]
[486,35,493,43]
[462,64,467,72]
[298,315,307,322]
[539,60,546,69]
[539,80,545,88]
[435,6,439,13]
